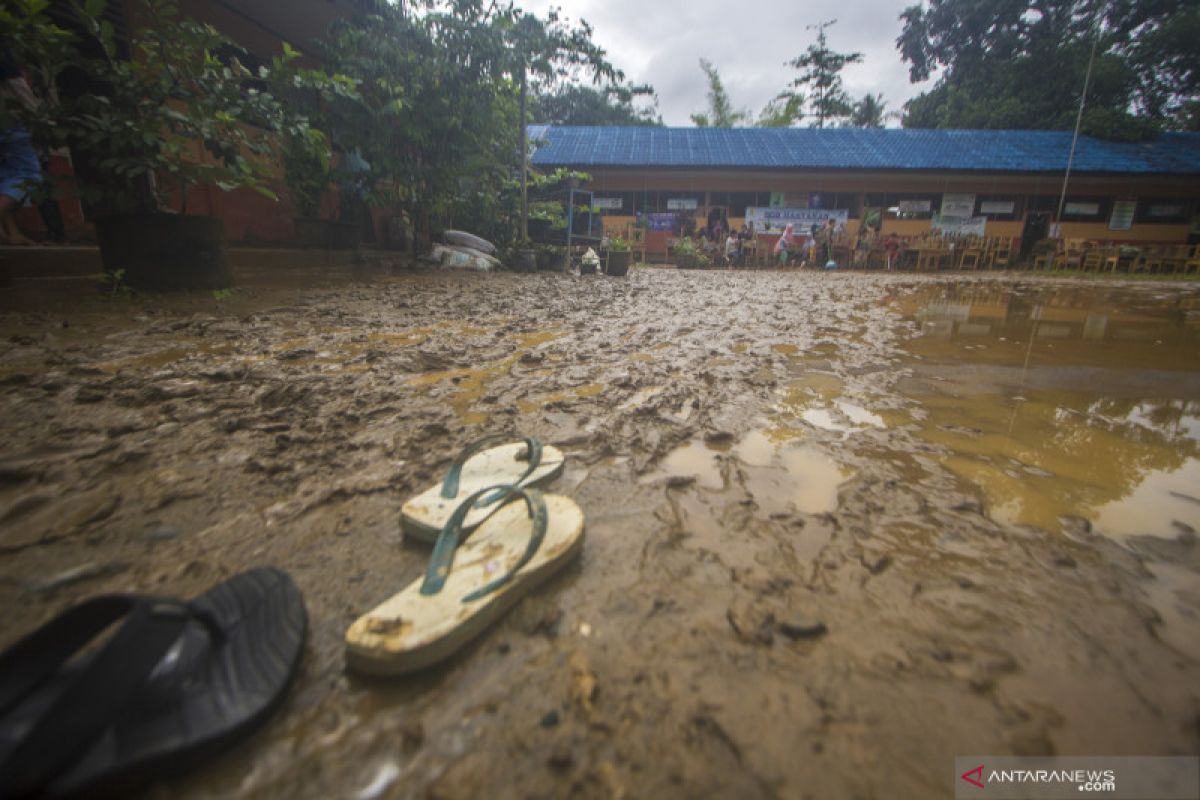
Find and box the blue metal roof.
[528,126,1200,175]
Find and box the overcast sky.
[518,0,935,126]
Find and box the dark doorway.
[1019,212,1051,258]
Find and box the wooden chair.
[1031,240,1059,271]
[1053,239,1085,271]
[955,244,984,272]
[1161,244,1189,274]
[1184,244,1200,275]
[1101,248,1120,273]
[1080,248,1103,272]
[990,237,1013,269]
[1134,246,1163,274]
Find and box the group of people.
[692,219,757,267]
[688,216,910,270]
[771,218,843,267]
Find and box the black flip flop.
[0,567,307,799]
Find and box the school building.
[528,126,1200,259]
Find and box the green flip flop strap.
[439,434,545,503]
[462,489,548,603]
[420,484,548,603]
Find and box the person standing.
[820,218,837,265]
[774,224,795,267]
[0,45,41,246]
[884,232,902,270]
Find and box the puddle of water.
[734,430,851,515]
[835,399,885,429]
[643,439,724,490]
[771,343,799,356]
[801,407,852,433]
[646,430,850,515]
[764,373,885,438]
[893,282,1200,540]
[771,446,852,515]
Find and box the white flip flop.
[401,435,565,543]
[347,485,584,675]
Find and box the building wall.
[581,167,1197,251]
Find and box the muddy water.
[1,268,1198,799]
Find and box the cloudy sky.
[519,0,935,126]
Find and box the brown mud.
[1,266,1198,799]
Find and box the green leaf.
[84,0,105,18]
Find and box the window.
[1136,199,1192,225]
[1060,196,1109,221]
[975,195,1021,220]
[661,191,704,211]
[592,192,635,216]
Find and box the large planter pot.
[514,248,538,273]
[294,217,359,250]
[675,254,702,269]
[537,250,567,272]
[605,250,632,277]
[95,213,231,291]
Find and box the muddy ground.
[1,264,1198,799]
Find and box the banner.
[941,193,976,218]
[641,212,679,232]
[932,214,986,237]
[897,199,932,214]
[744,206,849,233]
[666,198,697,210]
[593,197,623,210]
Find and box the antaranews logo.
[956,755,1197,800]
[961,765,985,789]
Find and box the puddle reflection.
[894,283,1200,540]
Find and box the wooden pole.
[519,69,528,243]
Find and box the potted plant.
[604,235,632,276]
[672,237,709,269]
[9,1,307,290]
[536,243,567,272]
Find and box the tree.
[781,19,862,128]
[756,94,804,128]
[317,2,623,246]
[897,0,1197,137]
[1107,0,1200,130]
[690,58,748,128]
[849,93,887,128]
[533,83,662,126]
[503,9,624,243]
